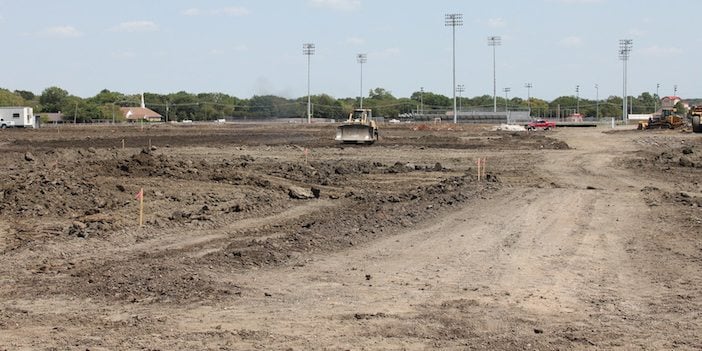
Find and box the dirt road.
[1,125,700,349]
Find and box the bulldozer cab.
[349,109,372,122]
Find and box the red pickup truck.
[525,120,556,131]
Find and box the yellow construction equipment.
[335,108,379,144]
[638,107,684,130]
[689,106,702,133]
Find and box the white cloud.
[347,37,365,45]
[487,18,506,28]
[111,21,159,33]
[234,45,249,52]
[559,36,583,48]
[181,6,251,16]
[642,45,683,58]
[40,26,84,38]
[308,0,361,11]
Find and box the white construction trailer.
[0,107,37,128]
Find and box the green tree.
[309,94,344,119]
[368,87,394,100]
[39,86,69,113]
[14,90,36,101]
[247,95,297,118]
[410,90,450,110]
[169,91,199,120]
[674,101,688,116]
[0,88,25,106]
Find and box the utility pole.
[488,36,501,113]
[445,13,463,124]
[619,39,633,123]
[674,84,678,97]
[655,83,660,113]
[503,87,511,111]
[576,85,580,113]
[524,83,532,116]
[357,53,367,108]
[595,84,600,119]
[303,43,315,124]
[420,87,424,116]
[456,84,465,113]
[503,87,511,123]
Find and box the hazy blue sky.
[1,0,700,100]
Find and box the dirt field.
[0,122,700,350]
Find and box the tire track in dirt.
[150,129,678,349]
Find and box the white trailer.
[0,107,37,128]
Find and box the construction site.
[0,122,700,350]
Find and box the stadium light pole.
[456,84,465,112]
[524,83,532,116]
[619,39,633,123]
[446,13,463,124]
[595,84,600,119]
[576,85,580,113]
[357,53,367,109]
[488,36,501,113]
[303,43,315,124]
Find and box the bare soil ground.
[0,123,700,350]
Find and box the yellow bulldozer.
[335,108,379,144]
[690,105,702,133]
[638,108,685,130]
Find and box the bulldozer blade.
[335,124,377,144]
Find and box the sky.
[1,0,701,101]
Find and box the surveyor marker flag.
[135,188,143,200]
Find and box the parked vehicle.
[0,107,37,128]
[525,119,556,131]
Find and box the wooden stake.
[477,158,482,181]
[121,138,125,149]
[136,188,144,227]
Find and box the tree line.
[0,86,681,123]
